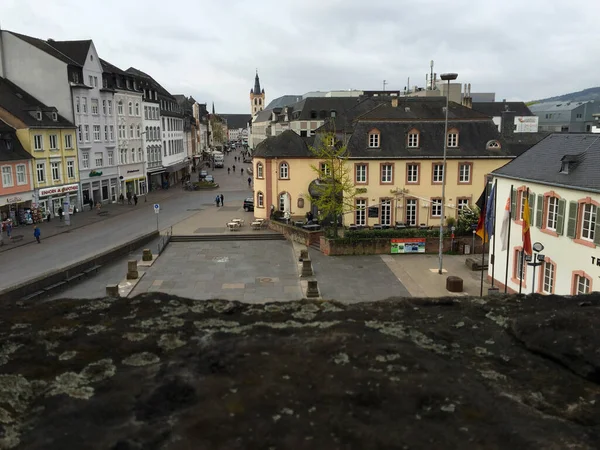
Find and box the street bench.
[83,265,102,275]
[43,281,67,293]
[10,235,24,243]
[21,290,45,302]
[65,272,85,283]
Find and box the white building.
[489,133,600,296]
[221,114,251,143]
[0,31,120,206]
[140,87,162,191]
[101,60,146,197]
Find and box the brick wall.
[268,220,323,246]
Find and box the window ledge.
[540,228,559,237]
[573,238,596,249]
[510,277,526,289]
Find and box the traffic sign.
[154,203,160,214]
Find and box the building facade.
[529,100,600,133]
[0,77,79,217]
[0,125,35,222]
[252,97,517,227]
[488,133,600,295]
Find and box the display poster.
[391,238,426,254]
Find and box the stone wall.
[268,220,323,246]
[321,235,489,256]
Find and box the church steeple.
[212,101,215,114]
[250,70,266,116]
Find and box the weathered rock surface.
[1,293,599,449]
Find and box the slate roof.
[315,95,396,133]
[253,108,274,123]
[253,130,311,158]
[358,97,491,121]
[288,97,360,121]
[6,31,80,66]
[252,72,262,95]
[493,133,600,192]
[125,68,174,99]
[471,102,534,117]
[0,124,34,161]
[502,132,551,156]
[45,39,91,66]
[0,77,74,128]
[528,101,592,112]
[221,114,251,129]
[346,120,513,159]
[265,95,303,110]
[100,59,127,75]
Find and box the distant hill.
[530,86,600,105]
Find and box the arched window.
[135,102,140,116]
[279,162,289,179]
[279,192,290,212]
[257,191,264,208]
[128,101,133,115]
[129,124,134,138]
[136,125,141,138]
[258,98,262,106]
[256,162,264,178]
[145,126,149,140]
[486,140,501,150]
[118,101,124,115]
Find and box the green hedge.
[329,228,450,243]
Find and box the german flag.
[522,189,533,255]
[475,188,488,243]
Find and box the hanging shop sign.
[6,196,23,203]
[39,183,79,197]
[89,170,103,177]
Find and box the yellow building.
[0,77,79,217]
[252,97,516,227]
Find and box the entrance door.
[380,199,392,226]
[110,185,117,203]
[101,185,109,201]
[405,199,417,226]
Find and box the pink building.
[0,125,34,222]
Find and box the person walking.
[220,194,224,206]
[227,167,230,175]
[58,206,63,222]
[240,167,244,176]
[232,165,236,172]
[215,195,221,207]
[33,225,41,243]
[134,194,138,206]
[247,176,252,187]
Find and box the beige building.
[252,97,517,226]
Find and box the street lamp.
[438,72,458,275]
[526,242,545,294]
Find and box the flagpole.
[479,181,488,297]
[503,184,514,293]
[490,179,498,287]
[518,187,529,295]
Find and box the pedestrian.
[127,192,132,205]
[215,195,220,207]
[134,194,138,206]
[58,206,63,222]
[232,165,236,172]
[240,167,244,176]
[247,176,252,187]
[220,194,224,206]
[119,193,125,204]
[33,225,41,243]
[6,220,12,239]
[227,167,230,175]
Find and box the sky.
[4,0,600,114]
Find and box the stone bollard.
[446,276,464,293]
[301,258,314,277]
[127,260,139,280]
[306,280,320,298]
[142,249,153,261]
[106,284,120,298]
[299,249,308,261]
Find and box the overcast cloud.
[4,0,600,113]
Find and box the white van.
[213,152,224,168]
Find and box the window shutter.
[594,219,600,245]
[535,194,543,228]
[556,198,566,235]
[510,188,517,219]
[528,192,535,223]
[566,201,578,238]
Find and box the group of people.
[119,192,139,206]
[215,193,225,207]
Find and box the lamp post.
[526,242,545,294]
[438,72,458,274]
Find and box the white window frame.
[67,160,75,179]
[407,132,419,148]
[108,100,113,115]
[120,149,127,164]
[93,125,101,142]
[136,125,141,138]
[581,203,597,241]
[33,134,43,151]
[118,101,124,115]
[135,103,140,116]
[433,163,444,183]
[457,198,469,211]
[279,162,289,179]
[575,275,590,295]
[36,162,45,183]
[405,199,417,226]
[108,151,114,166]
[542,261,555,294]
[95,152,103,167]
[84,125,90,142]
[380,164,393,183]
[51,161,61,182]
[82,152,89,169]
[128,102,133,116]
[380,199,392,226]
[431,198,442,217]
[102,100,106,115]
[1,166,13,187]
[49,134,58,150]
[368,132,380,148]
[407,164,419,183]
[458,163,471,183]
[16,164,27,185]
[76,97,80,113]
[546,197,559,230]
[257,163,263,178]
[137,148,143,162]
[82,97,87,113]
[320,162,331,177]
[356,164,367,183]
[65,134,73,149]
[91,98,99,115]
[131,148,135,162]
[257,191,264,207]
[110,125,114,141]
[355,198,366,226]
[447,132,458,148]
[129,125,134,138]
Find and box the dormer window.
[368,129,380,148]
[36,111,42,121]
[310,110,317,119]
[52,112,58,122]
[447,129,459,148]
[330,110,337,118]
[560,162,570,174]
[407,129,419,148]
[486,140,501,150]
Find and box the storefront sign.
[391,238,426,254]
[6,196,22,203]
[39,183,79,197]
[126,169,140,174]
[591,256,600,267]
[89,170,103,177]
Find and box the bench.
[10,235,24,243]
[65,272,85,283]
[83,265,102,275]
[21,290,45,302]
[43,281,67,293]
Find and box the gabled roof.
[493,133,600,192]
[502,132,551,156]
[0,77,74,128]
[46,39,92,66]
[253,108,274,123]
[6,31,80,66]
[357,97,491,121]
[315,95,395,133]
[100,58,127,75]
[125,67,174,99]
[0,123,34,161]
[254,130,311,158]
[346,120,512,159]
[471,101,534,117]
[288,97,360,121]
[528,101,593,113]
[221,114,252,130]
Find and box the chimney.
[501,110,516,138]
[391,98,398,107]
[461,83,473,109]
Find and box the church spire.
[212,101,215,114]
[253,70,261,95]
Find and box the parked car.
[243,198,254,212]
[205,175,214,183]
[199,170,208,179]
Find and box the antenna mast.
[383,80,388,91]
[430,60,434,90]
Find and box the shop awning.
[148,168,166,175]
[165,160,189,173]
